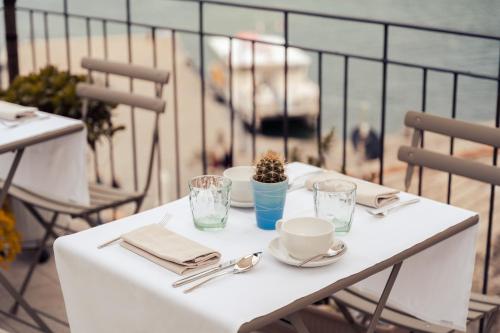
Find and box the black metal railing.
[1,0,500,294]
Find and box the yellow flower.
[0,200,21,268]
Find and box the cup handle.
[276,219,284,233]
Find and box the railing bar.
[15,5,500,42]
[85,17,92,57]
[43,12,50,64]
[108,137,118,188]
[283,11,289,159]
[316,52,323,162]
[482,48,500,295]
[446,73,458,204]
[199,1,207,173]
[18,2,500,41]
[151,26,163,204]
[418,68,427,196]
[171,30,181,198]
[12,6,500,81]
[251,40,257,161]
[29,10,36,71]
[93,143,101,183]
[228,36,234,167]
[378,24,388,185]
[342,55,349,174]
[165,0,500,40]
[63,0,71,71]
[125,0,138,191]
[102,19,109,86]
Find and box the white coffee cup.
[223,166,254,203]
[276,217,335,260]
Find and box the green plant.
[254,150,286,183]
[0,65,123,149]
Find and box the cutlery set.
[366,198,420,217]
[176,252,262,293]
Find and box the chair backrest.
[398,111,500,191]
[77,57,170,197]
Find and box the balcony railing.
[1,0,499,294]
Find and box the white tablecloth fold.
[55,163,478,333]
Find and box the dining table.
[54,162,479,333]
[0,110,87,332]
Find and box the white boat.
[208,32,319,133]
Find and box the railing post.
[378,24,388,185]
[3,0,19,83]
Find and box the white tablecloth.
[0,112,89,242]
[55,163,478,333]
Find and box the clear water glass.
[313,179,356,235]
[189,175,232,231]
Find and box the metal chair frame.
[332,110,500,333]
[4,58,169,327]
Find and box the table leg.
[0,148,53,332]
[0,272,53,332]
[287,312,311,333]
[0,148,24,207]
[10,212,59,314]
[366,262,402,333]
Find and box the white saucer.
[268,238,347,268]
[231,200,254,208]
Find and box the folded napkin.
[0,101,37,121]
[306,171,399,208]
[120,224,221,275]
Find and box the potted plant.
[251,150,288,230]
[0,65,122,151]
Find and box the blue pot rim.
[251,176,288,186]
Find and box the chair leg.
[79,213,100,228]
[134,198,144,214]
[366,262,403,333]
[10,212,59,315]
[22,202,60,239]
[287,312,311,333]
[0,272,53,332]
[333,298,357,326]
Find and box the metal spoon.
[183,252,262,293]
[298,241,346,267]
[366,198,420,217]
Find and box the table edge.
[239,213,479,332]
[0,122,84,154]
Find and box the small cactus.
[253,150,287,183]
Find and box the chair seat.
[1,180,142,216]
[332,288,498,333]
[88,183,141,209]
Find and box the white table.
[55,164,478,333]
[0,111,86,333]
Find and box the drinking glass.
[313,179,356,235]
[189,175,231,231]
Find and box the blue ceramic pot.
[251,177,288,230]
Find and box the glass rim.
[313,179,356,192]
[189,175,232,189]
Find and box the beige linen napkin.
[0,101,37,120]
[306,171,399,208]
[120,224,220,275]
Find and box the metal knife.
[172,258,238,288]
